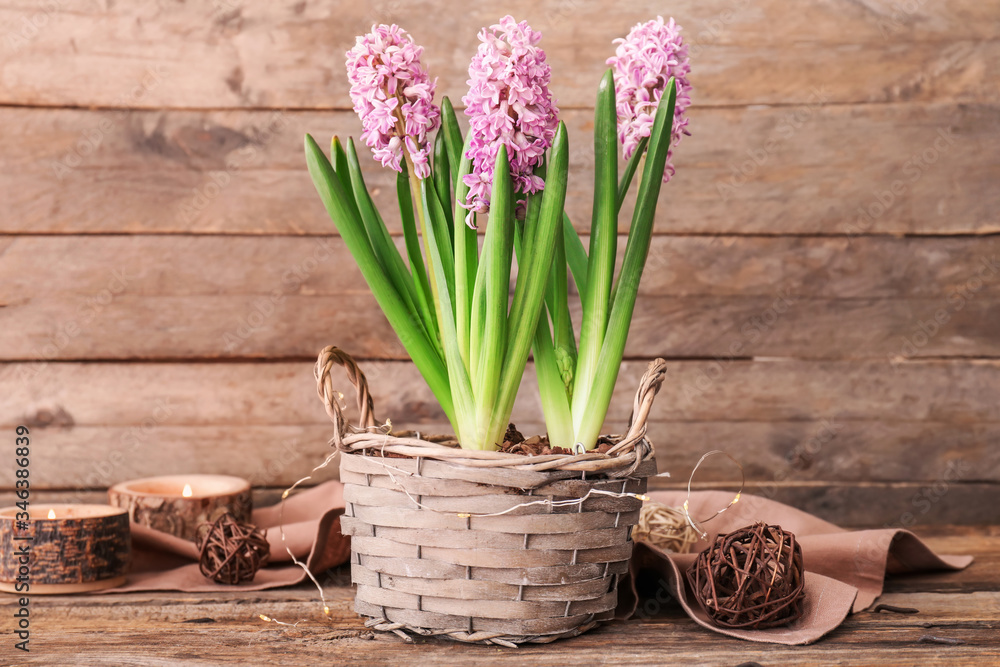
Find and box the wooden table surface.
[3,526,997,666]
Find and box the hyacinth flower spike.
[609,16,692,196]
[461,16,559,222]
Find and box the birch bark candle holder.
[0,505,131,594]
[108,474,252,542]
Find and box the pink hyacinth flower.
[346,24,440,179]
[461,16,559,225]
[607,16,692,182]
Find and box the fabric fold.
[617,490,972,644]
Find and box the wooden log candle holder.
[0,504,131,594]
[109,474,252,542]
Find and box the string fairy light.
[680,449,745,539]
[266,409,395,625]
[258,614,305,628]
[367,435,652,518]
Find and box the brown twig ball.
[197,513,270,585]
[686,522,804,629]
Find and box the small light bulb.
[182,484,193,498]
[47,509,56,519]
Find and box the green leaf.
[473,147,514,447]
[517,204,574,448]
[520,158,546,267]
[344,138,428,340]
[440,97,465,194]
[469,232,488,387]
[304,134,455,427]
[572,69,618,434]
[576,79,678,449]
[532,306,575,448]
[487,122,570,447]
[421,177,456,314]
[331,137,362,222]
[546,215,577,363]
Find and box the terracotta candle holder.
[0,504,131,594]
[108,474,252,542]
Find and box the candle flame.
[47,509,56,519]
[182,484,193,498]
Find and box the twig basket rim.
[315,345,667,477]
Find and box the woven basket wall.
[315,346,667,646]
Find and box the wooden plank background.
[1,0,998,524]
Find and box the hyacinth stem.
[395,166,439,349]
[404,162,445,327]
[432,130,454,228]
[574,78,677,449]
[617,136,649,213]
[563,213,589,296]
[450,130,478,372]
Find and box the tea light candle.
[0,505,131,594]
[108,474,252,542]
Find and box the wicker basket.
[315,346,667,646]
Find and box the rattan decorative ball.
[197,513,270,585]
[633,501,700,553]
[686,522,804,629]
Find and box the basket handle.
[606,358,668,464]
[627,357,668,434]
[315,346,377,448]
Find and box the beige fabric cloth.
[617,490,973,645]
[97,483,971,646]
[100,482,349,593]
